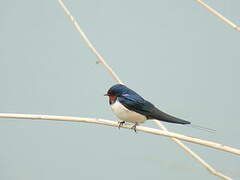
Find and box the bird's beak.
[104,94,109,96]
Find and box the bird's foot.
[118,121,125,129]
[131,123,138,132]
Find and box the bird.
[105,84,191,132]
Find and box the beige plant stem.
[0,113,240,157]
[196,0,240,31]
[57,0,123,84]
[56,0,235,179]
[154,121,233,180]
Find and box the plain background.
[0,0,239,179]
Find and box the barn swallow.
[105,84,191,132]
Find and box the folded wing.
[118,95,190,125]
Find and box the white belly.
[110,100,146,123]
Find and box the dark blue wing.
[118,94,155,118]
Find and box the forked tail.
[150,108,215,132]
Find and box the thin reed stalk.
[0,113,239,158]
[196,0,240,31]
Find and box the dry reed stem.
[197,0,240,31]
[0,113,239,158]
[56,0,236,179]
[57,0,123,84]
[154,121,233,180]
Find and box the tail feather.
[149,108,216,133]
[149,108,190,125]
[185,124,216,133]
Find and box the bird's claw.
[131,123,138,132]
[118,121,125,129]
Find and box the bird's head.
[104,84,128,104]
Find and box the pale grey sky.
[0,0,239,179]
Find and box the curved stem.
[154,121,233,180]
[57,0,123,84]
[0,113,239,158]
[196,0,240,32]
